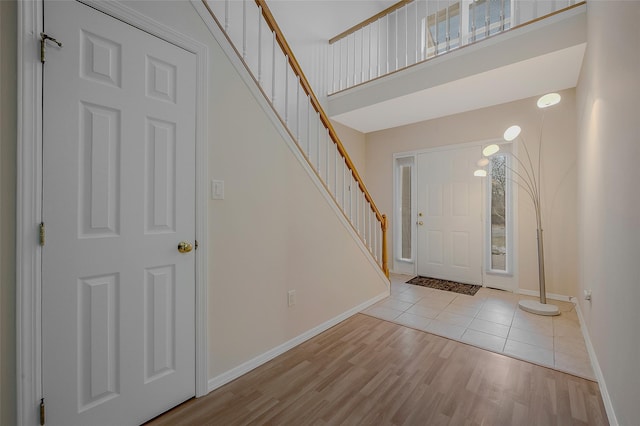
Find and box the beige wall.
[332,120,367,178]
[365,89,578,296]
[576,2,640,424]
[0,0,17,424]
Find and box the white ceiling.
[268,0,397,42]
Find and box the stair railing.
[202,0,389,277]
[329,0,585,94]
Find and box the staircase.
[199,0,389,277]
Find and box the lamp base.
[518,299,560,316]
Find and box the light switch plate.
[211,179,224,200]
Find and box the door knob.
[177,241,193,253]
[418,221,424,226]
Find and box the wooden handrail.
[255,0,384,225]
[329,0,412,44]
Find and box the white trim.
[207,290,389,392]
[191,0,389,285]
[573,299,619,426]
[517,289,572,303]
[392,155,416,275]
[17,0,44,424]
[17,2,210,423]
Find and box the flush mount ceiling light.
[503,125,521,141]
[482,144,500,156]
[473,169,487,177]
[537,93,561,109]
[477,158,489,167]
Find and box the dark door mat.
[406,276,481,296]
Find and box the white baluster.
[405,5,408,67]
[306,94,311,156]
[415,1,419,64]
[257,5,262,84]
[296,75,300,140]
[385,15,389,74]
[333,143,338,201]
[284,55,289,124]
[435,0,439,54]
[346,36,350,88]
[349,174,353,223]
[377,18,382,77]
[369,207,372,250]
[395,11,398,71]
[425,0,429,58]
[352,34,357,87]
[374,218,378,261]
[342,159,347,211]
[242,0,247,59]
[325,128,330,185]
[360,28,365,83]
[271,31,276,104]
[338,38,343,91]
[459,0,463,47]
[331,42,336,93]
[368,25,372,81]
[356,186,360,235]
[224,0,229,32]
[316,113,321,172]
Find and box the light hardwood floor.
[147,314,608,425]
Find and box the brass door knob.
[418,221,424,226]
[177,241,193,253]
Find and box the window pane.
[490,155,506,270]
[401,166,412,259]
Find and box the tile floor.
[362,274,595,381]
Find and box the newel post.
[381,214,389,278]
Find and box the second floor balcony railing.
[328,0,584,94]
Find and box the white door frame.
[17,1,209,424]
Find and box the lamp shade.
[503,125,521,141]
[477,158,489,167]
[474,169,487,177]
[482,144,500,156]
[537,93,561,109]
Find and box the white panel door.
[42,2,196,425]
[417,147,483,284]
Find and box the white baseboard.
[517,288,572,302]
[572,299,618,426]
[207,290,390,392]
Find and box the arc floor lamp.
[476,93,561,316]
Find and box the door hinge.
[39,222,45,246]
[40,398,45,425]
[40,33,63,64]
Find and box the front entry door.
[417,147,482,285]
[42,2,197,424]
